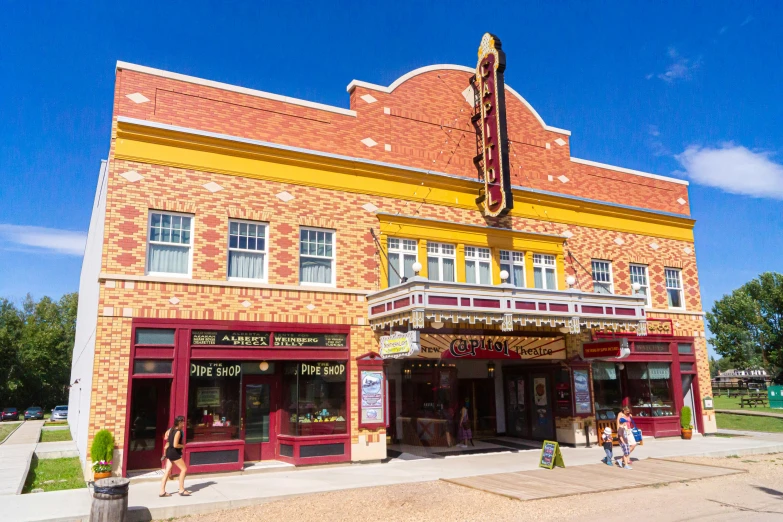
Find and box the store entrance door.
[127,378,171,470]
[458,379,496,437]
[242,375,278,461]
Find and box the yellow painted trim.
[379,234,389,290]
[491,248,502,284]
[418,240,428,280]
[456,244,466,283]
[525,252,535,288]
[377,215,565,254]
[114,120,695,242]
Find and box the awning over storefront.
[367,277,648,335]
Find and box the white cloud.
[675,144,783,199]
[0,224,87,256]
[719,26,728,35]
[741,15,754,27]
[656,47,701,83]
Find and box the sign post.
[539,440,565,469]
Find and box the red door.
[127,379,171,470]
[242,375,278,461]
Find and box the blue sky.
[1,2,781,357]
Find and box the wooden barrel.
[90,477,130,522]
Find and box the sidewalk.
[715,408,783,418]
[6,429,783,522]
[0,421,43,496]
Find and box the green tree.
[0,293,78,408]
[708,355,734,378]
[706,272,783,372]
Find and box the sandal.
[159,492,171,497]
[179,490,192,496]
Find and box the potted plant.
[91,429,115,480]
[680,406,693,440]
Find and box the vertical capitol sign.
[473,33,513,217]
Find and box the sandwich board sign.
[539,440,565,469]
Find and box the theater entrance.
[504,369,555,441]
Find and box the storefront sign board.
[418,334,565,360]
[192,330,270,346]
[360,370,385,424]
[573,369,592,415]
[274,332,347,348]
[582,338,629,359]
[474,33,513,217]
[190,361,241,378]
[299,361,345,379]
[379,331,420,359]
[539,440,565,469]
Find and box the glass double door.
[505,372,555,441]
[242,375,278,461]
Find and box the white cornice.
[116,61,357,118]
[570,157,689,186]
[347,64,571,136]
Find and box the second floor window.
[147,211,192,276]
[630,264,651,306]
[533,254,556,290]
[228,220,268,281]
[465,246,491,285]
[500,250,525,287]
[388,238,417,287]
[300,228,335,286]
[427,242,455,282]
[665,268,684,309]
[591,260,613,294]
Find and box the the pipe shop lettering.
[300,362,345,376]
[190,362,241,377]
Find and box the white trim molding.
[347,64,571,136]
[116,61,357,118]
[570,157,689,186]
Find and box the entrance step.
[243,460,295,473]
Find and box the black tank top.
[166,428,183,460]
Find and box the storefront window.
[282,362,347,436]
[592,362,622,421]
[626,362,674,418]
[188,361,241,442]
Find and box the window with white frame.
[465,246,492,285]
[427,242,455,282]
[500,250,525,287]
[665,268,684,309]
[147,211,193,276]
[591,260,613,294]
[533,254,557,290]
[299,228,335,286]
[227,220,268,281]
[388,238,417,287]
[630,264,651,306]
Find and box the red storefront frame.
[592,332,702,438]
[122,318,352,477]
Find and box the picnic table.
[740,395,769,408]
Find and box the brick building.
[69,35,713,477]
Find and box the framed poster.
[534,377,547,406]
[573,369,592,415]
[196,387,221,407]
[359,370,385,427]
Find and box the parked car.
[24,406,44,420]
[2,407,20,421]
[51,405,68,421]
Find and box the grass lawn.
[716,412,783,433]
[713,395,782,414]
[0,422,21,443]
[23,457,86,493]
[40,429,72,443]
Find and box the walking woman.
[160,416,191,497]
[617,406,637,456]
[458,398,474,448]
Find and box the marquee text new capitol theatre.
[69,33,713,477]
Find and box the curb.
[714,409,783,419]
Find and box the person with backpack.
[159,416,191,497]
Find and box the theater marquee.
[473,33,513,217]
[418,334,566,360]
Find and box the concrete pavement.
[4,429,783,522]
[0,420,44,496]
